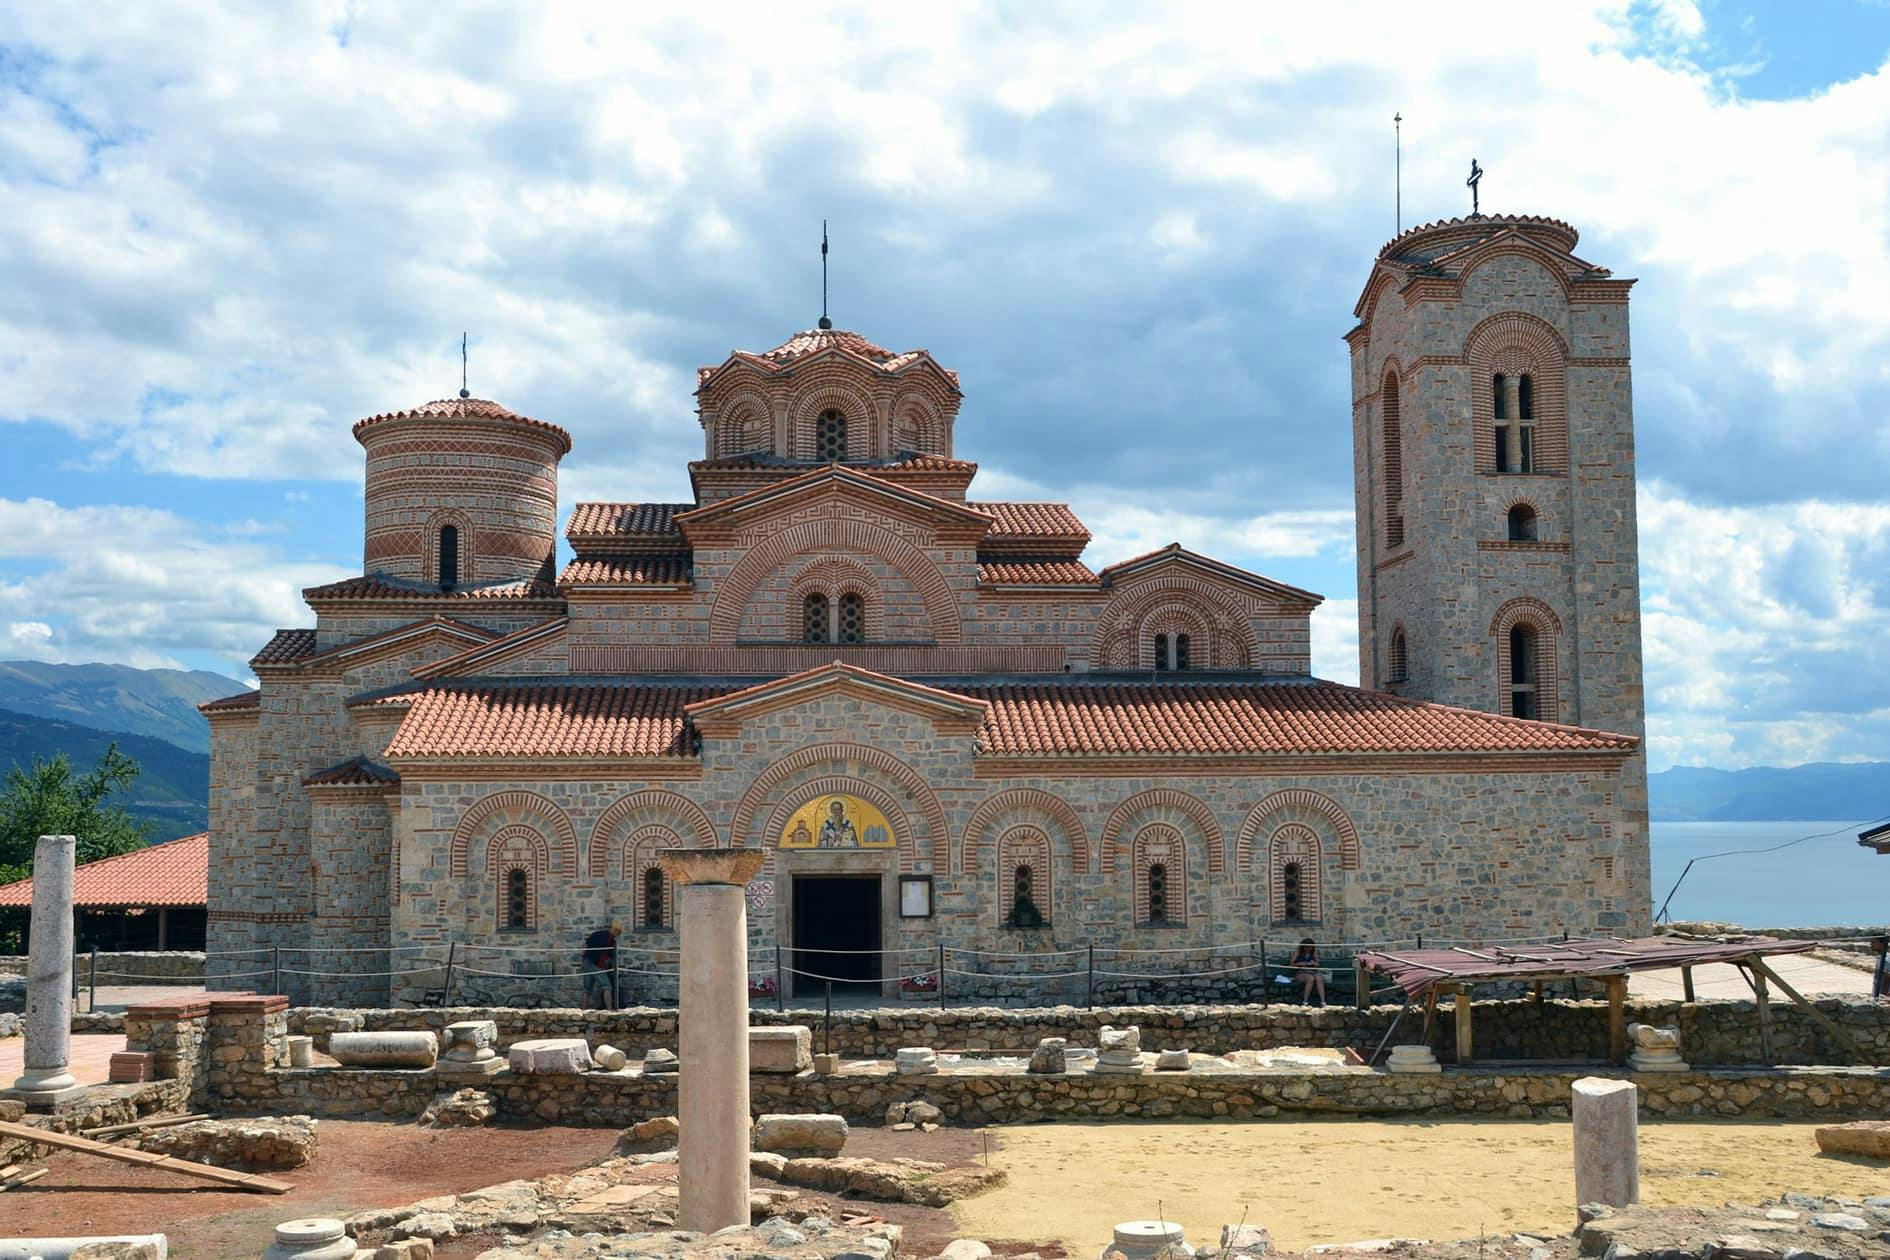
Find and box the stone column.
[1571,1077,1638,1209]
[7,834,83,1107]
[660,847,767,1234]
[1501,374,1523,470]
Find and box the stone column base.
[3,1082,90,1109]
[437,1058,507,1084]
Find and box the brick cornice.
[974,749,1633,776]
[390,760,703,782]
[1478,539,1573,554]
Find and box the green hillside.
[0,709,210,841]
[0,660,248,754]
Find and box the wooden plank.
[1607,975,1627,1065]
[1,1167,48,1190]
[1454,986,1474,1066]
[82,1112,212,1139]
[1749,965,1775,1066]
[1749,956,1870,1066]
[0,1119,290,1194]
[1681,966,1695,1003]
[1421,987,1438,1048]
[1354,958,1371,1010]
[1450,947,1501,961]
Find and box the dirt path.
[950,1118,1890,1254]
[2,1118,619,1259]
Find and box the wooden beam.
[1454,985,1474,1066]
[1606,974,1628,1065]
[81,1112,212,1140]
[1681,966,1695,1003]
[1421,987,1438,1049]
[1748,964,1775,1066]
[1749,956,1870,1066]
[1355,958,1371,1010]
[0,1119,290,1194]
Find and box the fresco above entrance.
[780,795,895,850]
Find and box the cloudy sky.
[1,1,1887,772]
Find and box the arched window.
[1009,864,1044,928]
[803,593,830,644]
[1507,504,1538,542]
[1509,623,1540,720]
[1495,373,1536,473]
[816,409,847,462]
[1382,371,1404,548]
[837,592,864,644]
[1175,633,1191,671]
[1153,633,1170,671]
[642,866,666,931]
[438,525,460,589]
[1493,373,1508,420]
[504,867,529,931]
[1282,862,1302,921]
[997,826,1052,929]
[1387,627,1408,685]
[1146,863,1169,925]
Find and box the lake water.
[1650,819,1888,928]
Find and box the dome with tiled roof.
[1376,213,1582,265]
[351,396,572,455]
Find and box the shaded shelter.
[0,832,207,952]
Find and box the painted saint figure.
[818,798,859,848]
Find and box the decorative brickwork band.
[960,787,1090,876]
[1235,789,1360,873]
[729,741,950,873]
[449,790,578,878]
[587,789,720,877]
[789,376,877,461]
[1092,579,1257,671]
[1099,788,1224,876]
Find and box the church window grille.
[1153,633,1169,670]
[1146,863,1168,925]
[837,592,864,643]
[1387,627,1408,684]
[438,525,460,589]
[1282,862,1301,921]
[1382,371,1405,548]
[816,409,847,462]
[803,593,830,644]
[1507,504,1538,542]
[997,826,1051,929]
[642,866,666,931]
[504,867,529,931]
[1132,825,1185,926]
[1509,623,1540,720]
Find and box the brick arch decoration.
[787,555,888,641]
[730,742,950,873]
[587,789,718,877]
[1131,823,1189,925]
[1099,788,1224,876]
[1267,823,1323,924]
[1499,491,1547,542]
[1236,789,1361,874]
[789,375,878,461]
[1380,359,1406,550]
[1141,601,1210,668]
[709,517,963,644]
[890,390,948,456]
[623,825,683,931]
[995,826,1052,926]
[451,790,578,878]
[763,775,918,870]
[960,787,1090,876]
[488,824,549,932]
[713,389,774,457]
[1092,579,1257,670]
[1490,595,1564,722]
[424,507,474,586]
[1467,311,1569,476]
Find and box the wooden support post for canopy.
[1421,987,1438,1049]
[1681,966,1695,1003]
[1355,957,1371,1010]
[1750,956,1868,1065]
[1606,974,1628,1065]
[1748,963,1775,1066]
[1453,984,1474,1066]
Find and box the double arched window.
[1152,632,1191,671]
[1493,373,1536,473]
[803,591,868,644]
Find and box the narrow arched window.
[505,867,529,930]
[1147,863,1169,925]
[1518,374,1534,420]
[1009,863,1043,928]
[1382,371,1404,548]
[1282,862,1302,921]
[1507,504,1538,542]
[1509,623,1540,720]
[1175,634,1191,671]
[837,592,864,644]
[642,866,665,930]
[1493,374,1508,420]
[803,593,830,644]
[816,409,847,462]
[1153,633,1169,671]
[438,525,460,589]
[1388,628,1408,684]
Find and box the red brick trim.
[710,388,775,458]
[995,826,1052,925]
[587,789,719,876]
[449,789,578,878]
[1467,311,1570,476]
[890,389,950,458]
[789,374,877,461]
[729,741,949,872]
[1093,577,1259,670]
[1267,823,1323,924]
[1490,595,1563,723]
[960,787,1091,876]
[489,825,547,932]
[1236,788,1361,872]
[1131,823,1188,926]
[1099,788,1224,876]
[624,825,683,930]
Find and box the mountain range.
[1646,761,1890,824]
[0,660,245,755]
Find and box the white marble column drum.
[8,834,82,1107]
[660,847,767,1234]
[1571,1076,1639,1209]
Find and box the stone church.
[201,213,1650,1005]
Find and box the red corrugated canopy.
[0,832,208,909]
[1357,935,1818,998]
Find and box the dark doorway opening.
[792,875,881,997]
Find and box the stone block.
[1571,1077,1638,1209]
[753,1112,849,1156]
[439,1021,497,1063]
[618,1114,680,1153]
[642,1048,679,1074]
[285,1036,314,1069]
[1110,1220,1184,1260]
[592,1043,628,1071]
[1626,1023,1687,1073]
[108,1052,155,1083]
[894,1047,938,1076]
[507,1038,591,1075]
[1814,1120,1890,1159]
[1094,1026,1144,1075]
[329,1032,437,1070]
[1220,1223,1273,1256]
[886,1100,942,1126]
[264,1217,355,1260]
[1028,1037,1066,1074]
[1155,1049,1191,1071]
[750,1025,812,1074]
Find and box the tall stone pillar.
[1571,1076,1639,1209]
[7,834,84,1107]
[660,848,766,1234]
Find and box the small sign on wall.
[899,874,934,919]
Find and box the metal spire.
[818,221,832,330]
[1394,112,1403,233]
[459,332,470,399]
[1466,158,1484,217]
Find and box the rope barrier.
[942,967,1090,980]
[1094,961,1270,980]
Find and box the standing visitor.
[583,921,620,1010]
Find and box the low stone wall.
[0,950,206,983]
[0,1080,183,1165]
[286,995,1890,1068]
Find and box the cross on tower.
[1466,159,1484,217]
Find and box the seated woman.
[1290,937,1326,1007]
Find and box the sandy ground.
[1625,953,1873,1000]
[950,1118,1890,1254]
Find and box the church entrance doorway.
[791,875,882,997]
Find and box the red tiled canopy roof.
[199,688,260,713]
[699,329,960,388]
[351,397,573,455]
[378,677,1635,762]
[302,756,400,787]
[0,832,208,908]
[971,501,1091,554]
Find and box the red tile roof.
[302,574,561,603]
[378,677,1634,762]
[688,453,978,473]
[198,689,260,713]
[970,501,1091,551]
[302,756,400,787]
[978,559,1099,585]
[559,556,694,586]
[351,397,573,455]
[565,502,689,540]
[699,329,959,389]
[1098,543,1323,607]
[250,628,318,667]
[0,832,208,908]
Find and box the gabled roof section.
[302,755,400,787]
[559,556,694,587]
[302,573,562,605]
[1861,820,1890,854]
[412,617,569,680]
[978,558,1100,586]
[1099,543,1323,609]
[697,328,960,394]
[565,503,691,551]
[384,681,722,761]
[1352,213,1626,325]
[970,501,1091,554]
[674,464,996,536]
[252,616,498,676]
[251,629,318,668]
[352,396,572,455]
[684,661,991,731]
[199,688,261,714]
[0,832,207,908]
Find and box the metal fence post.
[1087,944,1095,1008]
[937,942,947,1010]
[612,945,621,1010]
[1259,940,1269,1007]
[775,943,785,1012]
[271,943,282,995]
[443,941,458,1006]
[88,943,98,1013]
[824,981,833,1056]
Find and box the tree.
[0,745,153,884]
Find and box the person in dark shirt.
[583,922,620,1010]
